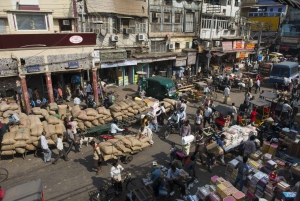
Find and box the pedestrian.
[193,129,205,164]
[180,100,187,112]
[249,108,257,125]
[194,111,203,131]
[169,142,178,165]
[78,87,85,101]
[139,88,146,99]
[205,138,216,173]
[66,124,80,154]
[224,74,229,85]
[284,77,290,91]
[65,84,71,102]
[166,164,186,199]
[216,134,226,166]
[152,174,168,198]
[110,160,130,194]
[223,86,230,104]
[177,98,182,111]
[275,98,284,117]
[34,88,40,102]
[28,85,33,100]
[203,105,212,128]
[97,84,101,99]
[248,78,253,93]
[178,108,186,133]
[90,140,102,175]
[202,92,207,106]
[291,98,299,119]
[255,79,260,94]
[57,87,63,102]
[233,156,249,191]
[70,117,78,142]
[243,135,256,158]
[138,126,154,145]
[183,155,196,190]
[180,120,191,137]
[230,103,237,125]
[102,84,107,97]
[40,131,52,162]
[85,82,92,98]
[281,100,292,120]
[52,134,69,165]
[276,163,294,184]
[150,110,161,133]
[158,103,166,125]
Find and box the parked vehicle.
[269,62,298,84]
[146,76,178,100]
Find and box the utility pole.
[81,1,85,32]
[207,13,215,77]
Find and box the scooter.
[164,119,179,139]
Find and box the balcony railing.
[248,12,283,17]
[282,32,300,37]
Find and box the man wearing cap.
[150,162,162,182]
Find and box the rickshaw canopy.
[250,98,271,107]
[212,105,232,117]
[259,91,278,101]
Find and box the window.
[281,68,288,76]
[152,12,161,23]
[165,0,172,5]
[112,17,117,33]
[151,41,167,52]
[185,13,194,32]
[234,0,239,6]
[175,13,181,23]
[227,0,231,5]
[271,67,280,74]
[185,42,190,48]
[138,23,146,33]
[121,19,129,28]
[15,13,47,30]
[59,19,72,31]
[0,19,6,33]
[164,12,171,23]
[270,8,273,12]
[278,8,282,12]
[175,42,180,49]
[230,30,235,35]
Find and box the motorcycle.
[102,127,132,141]
[87,96,97,108]
[164,119,179,139]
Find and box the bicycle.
[88,174,139,201]
[0,167,8,183]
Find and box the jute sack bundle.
[96,113,104,118]
[47,116,61,125]
[118,102,130,110]
[122,110,128,114]
[78,111,88,120]
[111,111,123,117]
[26,136,39,144]
[3,110,13,118]
[92,119,100,126]
[97,107,110,115]
[132,110,139,115]
[84,121,93,128]
[131,102,141,110]
[49,103,58,111]
[72,105,82,118]
[25,144,36,151]
[98,118,105,125]
[30,125,44,136]
[135,101,146,107]
[78,122,85,130]
[32,107,42,115]
[9,126,19,132]
[128,107,134,113]
[28,115,43,128]
[15,128,30,141]
[126,137,142,147]
[85,108,98,116]
[104,117,113,122]
[36,115,44,119]
[137,108,143,114]
[2,132,17,145]
[131,146,142,151]
[51,134,58,143]
[33,140,41,147]
[1,118,9,124]
[123,100,134,107]
[103,154,118,161]
[57,105,67,117]
[19,118,30,128]
[49,111,56,115]
[122,114,128,118]
[141,142,150,149]
[139,136,151,143]
[163,98,177,106]
[9,102,19,110]
[1,150,16,155]
[16,148,26,154]
[107,139,128,152]
[101,145,122,155]
[86,115,96,121]
[109,104,121,112]
[42,121,54,137]
[14,140,27,148]
[114,135,132,148]
[116,116,122,121]
[0,111,3,116]
[55,124,65,135]
[0,103,10,112]
[127,113,135,117]
[1,145,15,151]
[47,138,55,145]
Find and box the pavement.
[0,82,272,201]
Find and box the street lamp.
[92,21,104,102]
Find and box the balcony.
[248,12,283,17]
[241,0,258,7]
[282,32,300,37]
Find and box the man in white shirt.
[178,108,186,132]
[85,82,92,97]
[281,100,292,120]
[203,105,213,128]
[40,131,52,162]
[284,77,290,91]
[255,79,260,94]
[249,78,253,93]
[73,96,81,105]
[180,100,187,112]
[230,103,237,125]
[223,86,230,104]
[110,119,124,135]
[158,103,166,125]
[52,134,69,165]
[110,160,129,193]
[203,86,210,93]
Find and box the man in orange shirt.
[57,87,63,101]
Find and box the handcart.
[250,98,271,126]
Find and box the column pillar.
[45,73,55,103]
[92,68,99,105]
[20,75,31,114]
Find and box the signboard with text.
[222,41,233,51]
[281,37,299,43]
[67,61,79,69]
[233,41,245,50]
[27,65,40,73]
[245,43,255,50]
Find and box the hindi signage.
[222,41,233,51]
[233,41,245,50]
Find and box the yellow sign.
[245,43,255,50]
[236,52,249,59]
[248,16,280,32]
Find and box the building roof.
[132,52,177,59]
[86,0,148,17]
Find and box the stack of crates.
[118,76,123,86]
[134,74,139,84]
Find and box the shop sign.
[101,60,137,68]
[236,52,249,59]
[67,61,79,69]
[245,43,255,50]
[280,45,290,51]
[281,37,299,43]
[233,41,245,50]
[222,41,232,51]
[69,35,83,44]
[174,59,186,67]
[27,65,40,73]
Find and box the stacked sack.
[96,107,112,125]
[45,115,66,145]
[1,131,17,155]
[32,107,50,119]
[47,103,59,115]
[28,115,44,147]
[0,102,21,125]
[109,100,147,121]
[163,98,177,110]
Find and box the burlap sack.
[28,115,43,128]
[51,134,58,143]
[141,142,150,149]
[92,119,99,126]
[57,105,68,117]
[78,122,85,130]
[2,131,16,145]
[98,118,105,125]
[49,103,58,111]
[114,135,132,148]
[47,116,61,125]
[118,102,129,110]
[127,113,134,117]
[78,111,88,120]
[1,150,16,155]
[9,126,19,132]
[32,107,42,115]
[37,115,44,119]
[111,111,123,117]
[1,145,15,151]
[30,125,44,136]
[116,116,122,121]
[16,148,26,154]
[135,100,146,107]
[42,121,56,137]
[15,128,30,140]
[0,103,10,112]
[107,139,127,152]
[131,102,141,110]
[103,154,118,161]
[19,113,27,119]
[55,124,65,135]
[126,137,142,147]
[26,136,39,144]
[101,145,120,155]
[47,139,55,145]
[2,117,9,124]
[72,105,82,118]
[86,115,95,121]
[84,121,92,128]
[109,104,121,112]
[9,102,19,110]
[33,140,41,147]
[122,114,128,118]
[25,144,36,151]
[97,107,110,115]
[122,110,128,114]
[40,109,48,117]
[0,111,4,116]
[97,113,104,118]
[99,141,112,147]
[3,110,13,118]
[14,140,27,148]
[19,118,31,128]
[123,100,134,107]
[163,98,177,106]
[131,146,142,151]
[104,117,113,122]
[132,110,139,115]
[139,136,150,143]
[128,107,134,113]
[49,111,56,115]
[85,108,98,116]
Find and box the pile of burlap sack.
[109,99,147,121]
[160,98,177,112]
[98,135,151,161]
[71,105,113,129]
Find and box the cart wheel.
[125,155,133,164]
[164,129,170,139]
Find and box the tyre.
[164,129,170,139]
[125,155,133,164]
[0,168,8,183]
[105,186,116,201]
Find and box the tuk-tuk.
[259,91,279,113]
[250,98,271,126]
[146,76,178,101]
[3,179,44,201]
[212,105,232,129]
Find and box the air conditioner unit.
[138,34,145,41]
[123,28,133,34]
[63,20,70,25]
[169,43,175,50]
[94,29,100,34]
[203,41,210,48]
[111,35,119,42]
[155,13,161,18]
[214,41,221,46]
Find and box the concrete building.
[0,0,96,114]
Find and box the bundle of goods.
[0,102,21,125]
[263,160,276,174]
[32,107,51,119]
[110,100,147,121]
[225,159,239,183]
[250,150,262,161]
[47,103,59,115]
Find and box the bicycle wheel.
[105,186,116,201]
[0,168,8,183]
[126,178,139,192]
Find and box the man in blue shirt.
[166,164,186,199]
[216,134,226,166]
[150,163,162,182]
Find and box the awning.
[101,60,137,68]
[116,15,133,19]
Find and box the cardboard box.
[216,184,227,197]
[232,191,245,201]
[179,169,189,180]
[216,177,226,184]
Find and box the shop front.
[172,53,187,79]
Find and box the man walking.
[255,79,260,94]
[223,86,230,104]
[65,84,72,102]
[203,105,212,128]
[66,124,80,154]
[52,134,69,165]
[41,131,51,162]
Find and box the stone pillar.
[92,68,99,105]
[20,75,31,114]
[45,73,55,103]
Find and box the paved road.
[0,83,270,201]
